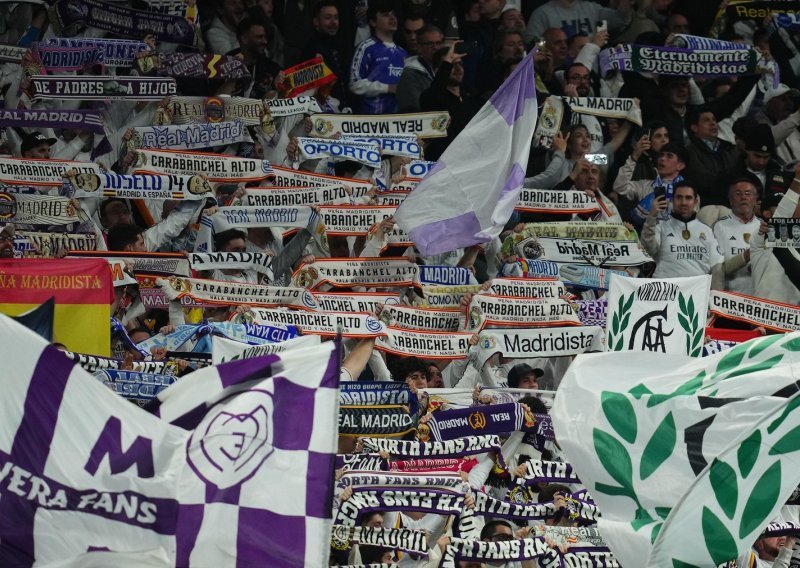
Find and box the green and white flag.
[606,275,709,357]
[552,332,800,568]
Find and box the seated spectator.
[713,177,761,295]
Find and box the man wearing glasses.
[713,178,763,295]
[397,25,444,112]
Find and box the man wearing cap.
[0,225,14,259]
[713,177,761,294]
[19,131,56,159]
[613,141,687,228]
[726,123,792,204]
[507,363,543,390]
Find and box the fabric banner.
[598,43,763,77]
[361,435,503,462]
[0,193,80,225]
[488,277,566,299]
[552,332,800,568]
[0,157,101,187]
[297,137,382,169]
[341,135,422,159]
[63,350,172,373]
[313,292,400,313]
[30,43,105,71]
[244,185,351,207]
[424,402,534,442]
[265,95,322,117]
[231,307,386,337]
[379,304,461,332]
[0,259,112,355]
[376,328,472,360]
[158,276,319,310]
[188,251,279,277]
[402,160,435,180]
[269,166,373,199]
[390,458,476,473]
[416,266,478,287]
[0,43,27,63]
[515,188,600,214]
[135,51,250,80]
[417,285,483,308]
[606,275,710,356]
[320,206,396,235]
[67,250,190,277]
[577,297,608,327]
[713,1,800,36]
[211,333,320,364]
[0,317,340,566]
[277,56,337,97]
[473,490,600,522]
[97,368,177,406]
[465,294,581,331]
[45,37,148,67]
[709,290,800,332]
[766,218,800,248]
[31,75,177,101]
[507,259,629,290]
[292,258,418,289]
[0,109,107,136]
[508,222,638,242]
[339,382,414,406]
[310,112,450,139]
[66,171,213,200]
[440,537,617,568]
[336,488,466,526]
[330,526,428,556]
[132,149,274,183]
[475,326,605,369]
[338,471,467,492]
[127,121,252,151]
[339,405,416,437]
[51,0,197,47]
[165,96,273,132]
[515,459,580,485]
[335,453,390,472]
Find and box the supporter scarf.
[339,405,416,437]
[465,294,581,331]
[340,382,414,406]
[701,338,739,357]
[0,158,102,188]
[403,160,436,179]
[297,137,382,169]
[489,277,566,299]
[320,205,396,235]
[211,334,317,363]
[515,188,600,214]
[132,149,274,183]
[534,96,642,148]
[97,368,177,406]
[376,328,473,360]
[509,259,629,290]
[507,221,637,243]
[292,258,418,289]
[330,526,428,556]
[515,459,580,485]
[45,37,147,67]
[165,96,274,134]
[231,307,386,338]
[416,266,477,287]
[314,292,400,313]
[137,275,198,309]
[424,402,534,442]
[417,285,482,308]
[30,44,104,71]
[277,56,337,97]
[599,43,764,77]
[341,135,422,159]
[361,435,503,463]
[213,321,297,345]
[475,325,605,369]
[14,231,97,258]
[440,537,558,568]
[379,304,461,332]
[376,194,406,207]
[311,112,450,139]
[67,250,191,277]
[66,171,212,200]
[713,1,799,36]
[761,522,800,538]
[335,453,390,473]
[136,321,297,353]
[244,185,351,207]
[388,178,418,193]
[531,525,608,548]
[135,52,250,80]
[421,388,556,413]
[336,488,466,526]
[391,458,476,473]
[574,297,606,327]
[775,12,800,31]
[0,44,26,63]
[30,75,177,101]
[472,490,600,522]
[265,95,322,117]
[339,472,467,492]
[510,235,653,266]
[709,290,800,332]
[127,121,252,151]
[158,276,318,310]
[269,166,372,199]
[51,0,197,47]
[0,193,80,225]
[62,350,171,373]
[188,251,277,277]
[0,109,106,137]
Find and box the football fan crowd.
[1,0,800,566]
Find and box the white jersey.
[713,214,760,294]
[652,216,724,278]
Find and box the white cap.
[764,83,792,105]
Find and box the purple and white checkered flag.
[394,52,538,256]
[0,314,340,567]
